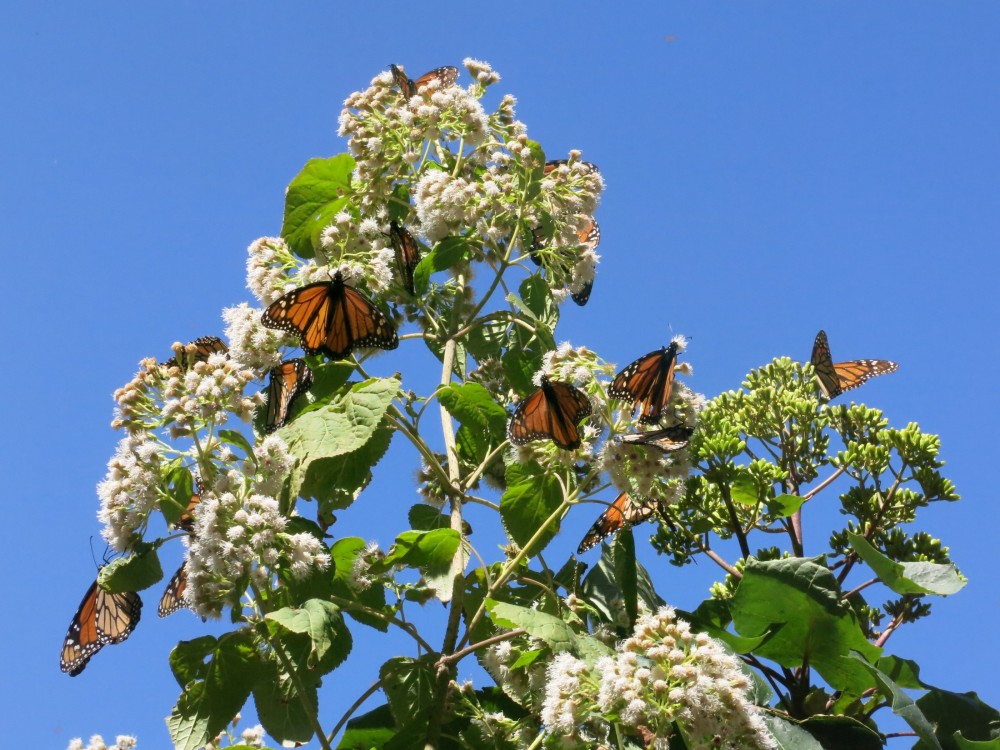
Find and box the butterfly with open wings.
[810,330,898,400]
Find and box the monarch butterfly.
[529,216,600,306]
[390,64,459,99]
[176,477,204,533]
[60,578,142,676]
[158,564,189,617]
[810,330,899,400]
[260,271,398,360]
[507,375,592,450]
[265,358,314,433]
[618,424,694,453]
[543,159,600,176]
[162,336,228,369]
[609,341,681,425]
[389,221,421,296]
[577,491,655,553]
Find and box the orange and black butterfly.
[60,578,142,676]
[609,341,681,425]
[389,222,421,296]
[162,336,228,369]
[618,424,694,453]
[507,376,592,450]
[260,271,398,360]
[265,358,313,433]
[569,217,600,307]
[810,330,898,400]
[577,491,655,554]
[158,564,189,618]
[390,64,459,99]
[543,159,600,176]
[176,477,205,534]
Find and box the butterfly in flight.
[390,64,459,99]
[618,424,694,453]
[609,341,682,425]
[577,491,656,553]
[265,358,313,433]
[508,376,592,450]
[60,577,142,676]
[162,336,228,369]
[158,564,190,618]
[389,222,421,296]
[261,271,398,360]
[810,330,898,400]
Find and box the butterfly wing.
[329,282,399,359]
[60,580,103,675]
[412,66,458,92]
[508,377,591,450]
[569,217,600,307]
[265,358,314,433]
[390,64,414,98]
[810,330,841,399]
[390,222,421,295]
[95,588,142,644]
[619,424,694,452]
[176,477,204,533]
[158,564,189,618]
[577,492,654,553]
[261,281,335,355]
[163,336,229,368]
[543,159,600,175]
[609,343,679,425]
[832,359,899,393]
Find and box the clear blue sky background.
[2,3,997,748]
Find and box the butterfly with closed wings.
[810,330,898,400]
[265,358,313,433]
[158,564,189,618]
[162,335,228,369]
[507,376,592,450]
[389,221,421,296]
[609,340,683,425]
[261,271,398,360]
[390,64,459,99]
[60,577,142,676]
[618,423,695,453]
[577,491,657,554]
[529,216,600,306]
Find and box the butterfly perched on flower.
[175,477,204,534]
[265,358,313,433]
[530,216,600,306]
[60,577,142,676]
[609,340,682,425]
[810,330,898,400]
[507,376,592,450]
[543,159,600,176]
[618,424,694,453]
[389,221,421,296]
[161,336,228,369]
[577,491,656,554]
[260,271,398,360]
[390,64,459,99]
[158,564,189,618]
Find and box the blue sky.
[2,3,998,747]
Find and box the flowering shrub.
[68,60,994,750]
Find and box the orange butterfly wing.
[507,377,592,450]
[609,343,679,425]
[265,358,313,433]
[61,579,142,676]
[158,564,189,618]
[618,424,694,452]
[391,64,457,98]
[577,492,655,553]
[569,217,600,307]
[811,330,898,400]
[162,335,229,368]
[389,222,421,295]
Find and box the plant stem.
[327,679,382,744]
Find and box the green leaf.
[166,630,262,750]
[501,320,555,395]
[876,654,926,689]
[306,425,394,511]
[581,543,664,627]
[99,545,163,593]
[730,557,881,693]
[767,493,806,518]
[487,600,576,652]
[169,635,218,689]
[464,317,508,364]
[439,382,508,464]
[731,475,759,505]
[161,461,194,526]
[499,461,563,550]
[848,651,942,748]
[796,715,883,750]
[518,275,559,328]
[613,529,639,630]
[762,715,826,749]
[412,236,477,295]
[679,599,769,654]
[847,532,967,596]
[218,429,254,459]
[252,660,314,746]
[337,703,396,749]
[380,656,437,726]
[265,599,345,664]
[280,155,355,258]
[509,648,546,670]
[379,528,460,573]
[914,686,1000,749]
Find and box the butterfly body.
[61,579,142,676]
[390,64,459,99]
[266,358,313,433]
[609,342,680,425]
[261,272,398,360]
[577,491,655,553]
[810,330,898,400]
[507,376,592,450]
[618,424,694,452]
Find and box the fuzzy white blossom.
[97,434,164,550]
[246,236,296,305]
[223,302,287,371]
[240,724,266,749]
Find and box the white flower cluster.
[540,608,775,749]
[97,434,164,551]
[414,171,487,244]
[240,724,266,748]
[67,735,137,750]
[246,236,298,306]
[222,302,289,371]
[481,638,548,711]
[160,351,258,436]
[247,433,295,496]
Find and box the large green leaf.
[378,528,461,573]
[412,236,477,295]
[169,635,219,689]
[499,461,564,550]
[488,600,576,653]
[518,275,559,329]
[501,318,555,395]
[337,703,396,749]
[613,529,639,630]
[761,715,825,749]
[847,532,967,596]
[379,656,438,727]
[730,557,880,693]
[795,715,883,750]
[252,660,314,746]
[914,686,1000,749]
[280,155,355,258]
[848,651,942,749]
[580,543,664,628]
[99,545,162,593]
[265,599,347,665]
[305,425,394,511]
[166,631,262,750]
[439,382,508,464]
